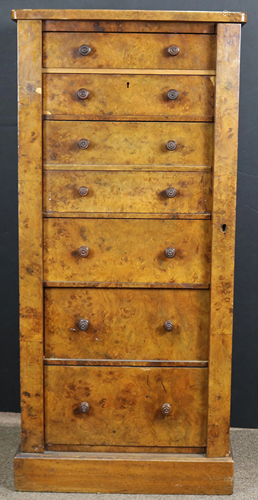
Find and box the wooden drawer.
[43,122,213,170]
[43,219,211,284]
[45,288,209,361]
[43,32,215,69]
[43,171,212,216]
[43,74,214,121]
[42,20,216,34]
[45,366,208,447]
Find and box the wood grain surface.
[12,8,247,23]
[14,449,234,494]
[43,121,213,169]
[43,33,216,70]
[43,74,215,121]
[17,20,44,454]
[43,213,211,220]
[44,288,209,360]
[43,219,211,284]
[42,20,216,33]
[45,443,205,453]
[43,69,216,75]
[44,359,208,367]
[207,23,241,458]
[13,7,244,494]
[43,171,212,215]
[44,366,208,447]
[43,282,209,289]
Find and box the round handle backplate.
[166,140,177,151]
[161,403,172,416]
[77,318,90,331]
[165,247,176,259]
[168,45,180,56]
[78,186,89,197]
[167,89,179,100]
[164,320,174,332]
[80,402,90,414]
[78,139,90,150]
[77,88,89,100]
[166,187,177,198]
[79,44,91,56]
[78,246,89,258]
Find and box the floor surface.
[0,412,257,499]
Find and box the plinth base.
[14,450,234,494]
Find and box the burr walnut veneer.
[12,9,246,495]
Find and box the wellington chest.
[12,9,246,495]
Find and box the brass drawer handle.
[161,403,172,416]
[78,139,90,150]
[164,320,174,332]
[78,186,89,197]
[166,187,177,198]
[80,402,90,414]
[165,247,176,258]
[77,319,90,331]
[166,140,177,151]
[167,89,178,100]
[77,88,89,100]
[78,246,89,258]
[168,45,180,56]
[79,44,91,56]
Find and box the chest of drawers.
[12,8,246,495]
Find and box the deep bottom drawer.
[45,366,208,447]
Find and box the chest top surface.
[11,9,247,23]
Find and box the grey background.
[0,0,257,428]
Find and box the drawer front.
[42,20,216,34]
[45,366,208,447]
[43,219,211,284]
[43,74,214,121]
[43,171,212,215]
[43,32,215,69]
[45,288,209,360]
[43,122,213,169]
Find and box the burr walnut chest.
[12,8,246,495]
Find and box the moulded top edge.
[11,9,247,24]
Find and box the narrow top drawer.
[43,33,216,69]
